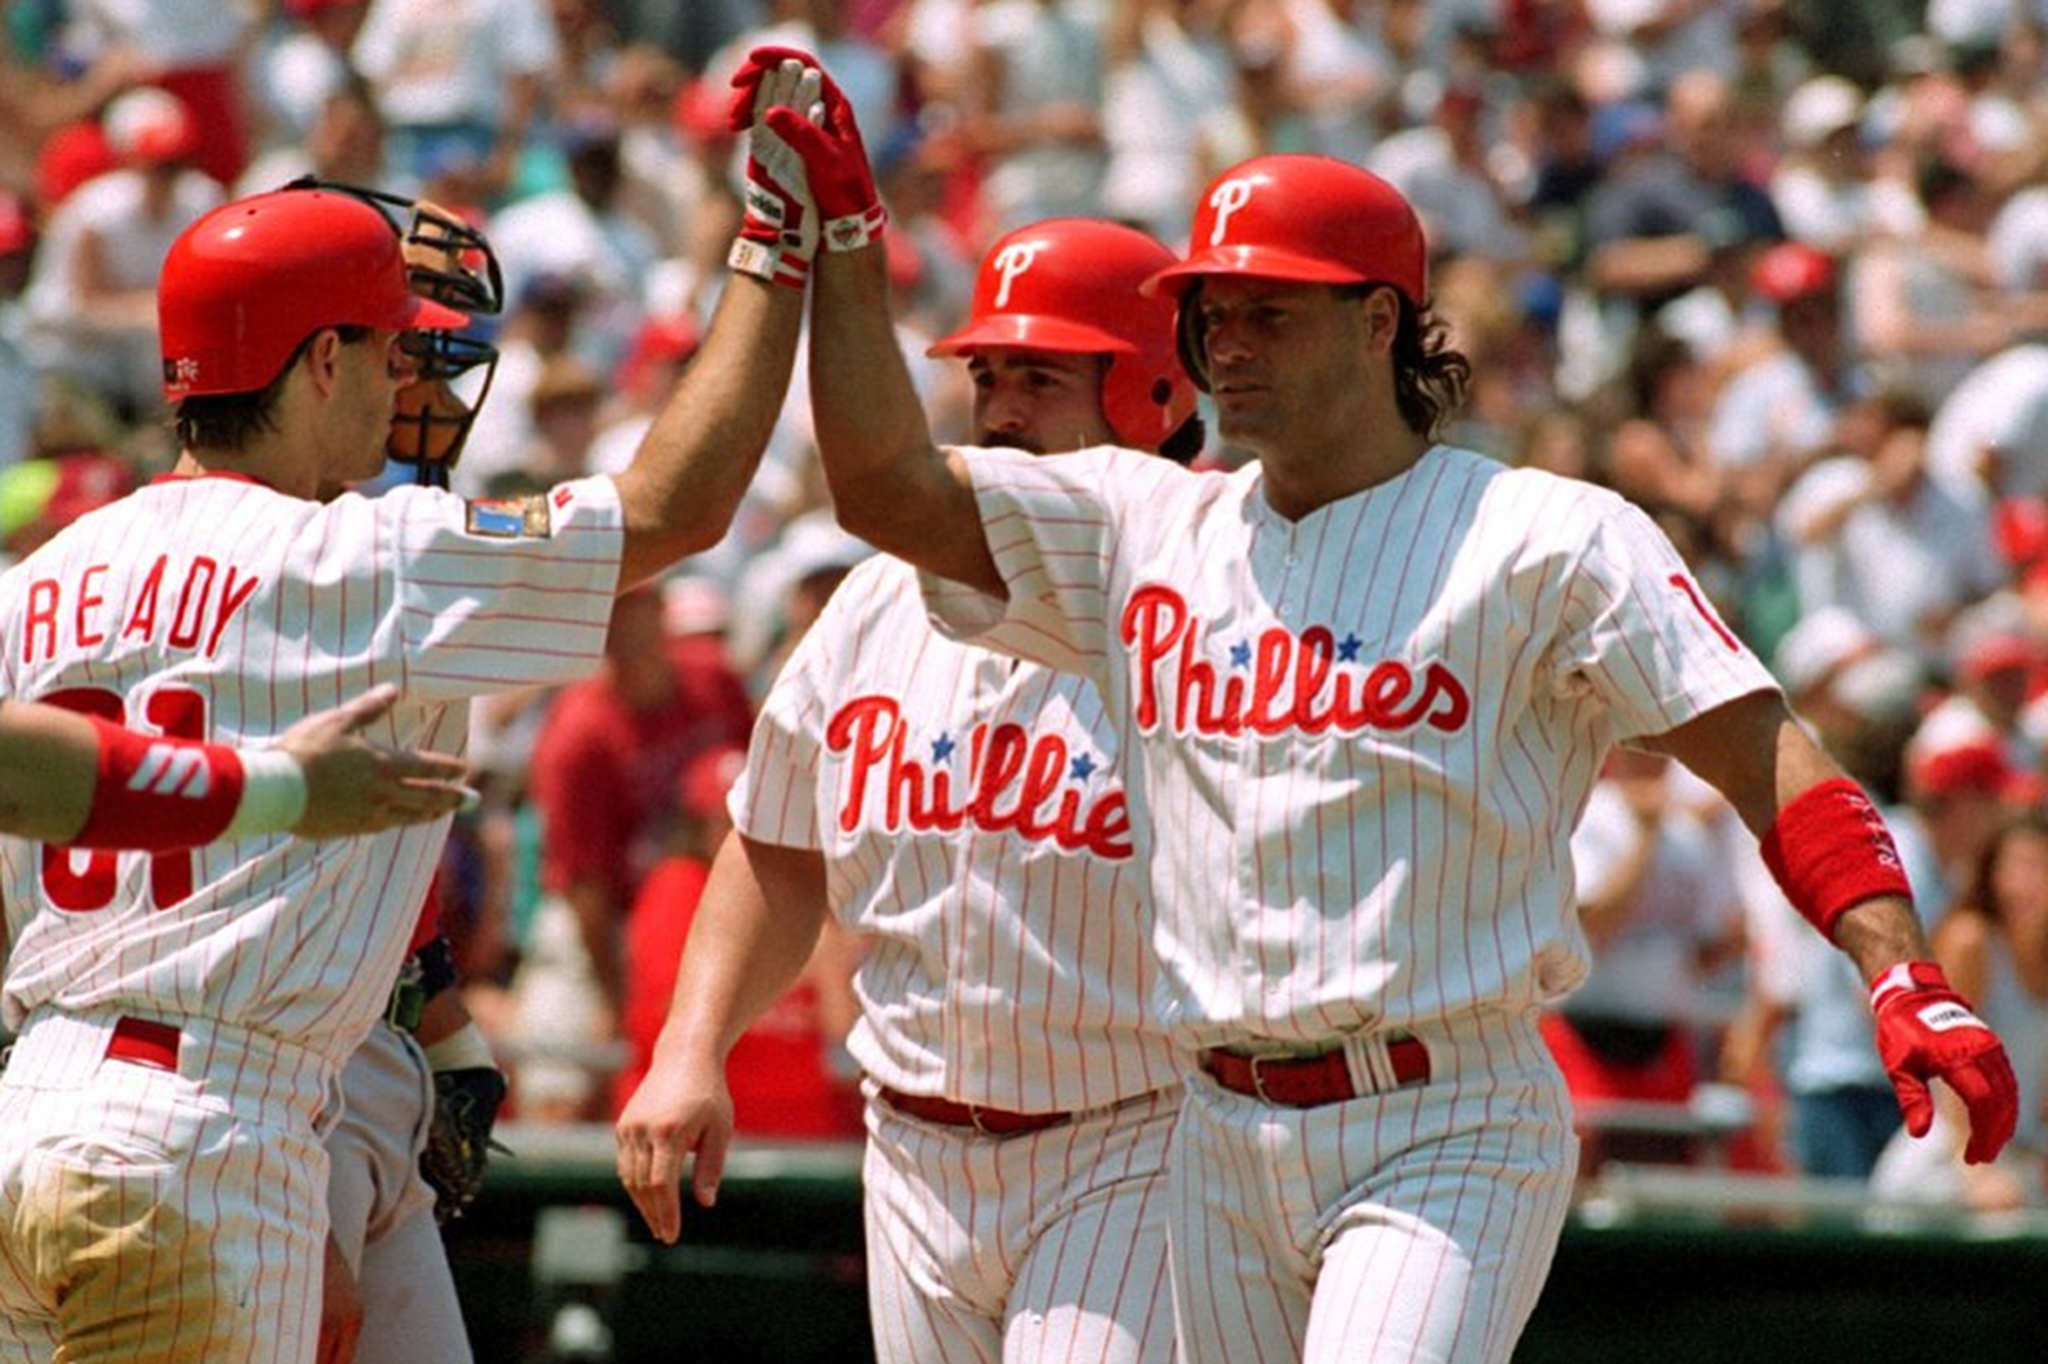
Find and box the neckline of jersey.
[1247,444,1445,528]
[149,470,280,492]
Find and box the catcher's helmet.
[929,219,1196,450]
[1143,155,1426,305]
[159,187,470,401]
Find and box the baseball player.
[309,195,513,1364]
[0,57,829,1364]
[0,683,470,847]
[617,213,1198,1363]
[749,53,2022,1363]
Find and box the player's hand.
[317,1231,363,1364]
[276,684,478,838]
[1870,961,2019,1164]
[731,46,886,253]
[725,56,825,287]
[615,1049,734,1245]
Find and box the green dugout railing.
[447,1125,2048,1363]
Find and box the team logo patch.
[464,495,552,539]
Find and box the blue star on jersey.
[931,732,955,763]
[1337,633,1362,662]
[1070,753,1096,782]
[1229,640,1252,668]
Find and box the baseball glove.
[421,1065,510,1224]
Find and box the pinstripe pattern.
[923,444,1777,1046]
[732,553,1180,1360]
[1169,1015,1577,1364]
[0,474,622,1061]
[0,1013,330,1364]
[864,1086,1178,1364]
[0,473,623,1362]
[919,443,1778,1361]
[732,555,1176,1114]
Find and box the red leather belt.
[878,1087,1072,1137]
[106,1016,181,1072]
[1199,1034,1431,1107]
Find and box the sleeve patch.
[464,495,553,539]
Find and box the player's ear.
[299,328,346,398]
[1358,285,1401,357]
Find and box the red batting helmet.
[929,218,1196,450]
[1143,155,1427,305]
[158,187,469,401]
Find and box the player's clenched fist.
[729,46,886,255]
[1870,961,2019,1164]
[615,1048,735,1244]
[276,683,478,838]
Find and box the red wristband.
[71,717,244,851]
[1759,777,1912,940]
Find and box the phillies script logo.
[1119,584,1472,737]
[825,696,1132,859]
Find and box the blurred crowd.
[6,0,2048,1210]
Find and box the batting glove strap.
[729,148,816,289]
[1869,960,2018,1165]
[823,202,889,253]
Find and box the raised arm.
[1644,689,2018,1162]
[735,46,1004,596]
[614,831,831,1243]
[609,58,820,589]
[611,276,805,587]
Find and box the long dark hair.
[1339,284,1472,440]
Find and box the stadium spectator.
[615,743,863,1136]
[1547,748,1747,1173]
[1777,389,2005,650]
[61,0,257,185]
[23,88,220,420]
[512,585,753,1117]
[0,191,36,471]
[350,0,559,195]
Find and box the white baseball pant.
[862,1084,1180,1364]
[326,1020,472,1364]
[1168,1012,1577,1364]
[0,1010,338,1364]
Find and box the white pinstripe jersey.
[0,473,622,1064]
[732,555,1178,1114]
[922,443,1780,1048]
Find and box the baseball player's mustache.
[982,431,1042,454]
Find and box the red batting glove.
[1870,961,2019,1164]
[726,58,824,288]
[731,45,886,252]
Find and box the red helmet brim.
[1142,245,1371,298]
[927,312,1137,358]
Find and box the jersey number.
[39,685,205,912]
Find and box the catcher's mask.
[281,177,504,486]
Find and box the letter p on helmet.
[1208,179,1256,245]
